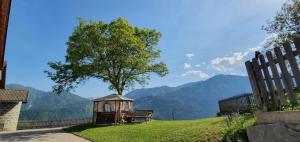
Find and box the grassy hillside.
[66,115,255,142]
[66,117,226,142]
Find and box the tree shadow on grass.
[63,123,115,133]
[64,122,147,133]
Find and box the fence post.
[274,47,298,105]
[245,61,262,108]
[252,59,269,109]
[283,42,300,89]
[258,54,277,108]
[266,51,287,105]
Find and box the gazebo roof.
[0,89,29,103]
[94,94,133,102]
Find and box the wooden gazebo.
[93,94,133,124]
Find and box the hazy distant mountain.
[6,84,93,121]
[126,81,200,100]
[126,75,252,120]
[126,86,176,100]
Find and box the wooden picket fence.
[245,37,300,110]
[218,93,256,115]
[17,117,92,130]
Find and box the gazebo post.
[114,100,117,123]
[119,101,121,123]
[92,101,95,123]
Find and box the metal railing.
[218,93,256,115]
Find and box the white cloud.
[211,52,244,65]
[195,64,201,68]
[181,70,209,80]
[184,63,192,70]
[210,52,244,72]
[185,53,195,60]
[209,34,277,75]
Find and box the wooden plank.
[266,51,286,105]
[274,47,298,105]
[0,0,10,89]
[252,59,269,108]
[259,50,300,68]
[0,0,11,66]
[245,61,262,108]
[283,42,300,89]
[293,37,300,56]
[259,54,277,107]
[0,61,6,88]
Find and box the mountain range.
[7,74,252,121]
[127,74,252,119]
[7,84,93,121]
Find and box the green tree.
[263,0,300,71]
[46,17,168,95]
[263,0,300,46]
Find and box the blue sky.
[6,0,284,98]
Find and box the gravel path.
[0,127,90,142]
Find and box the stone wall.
[0,102,22,131]
[247,111,300,142]
[247,123,300,142]
[256,111,300,124]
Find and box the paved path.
[0,127,90,142]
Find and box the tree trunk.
[116,86,123,96]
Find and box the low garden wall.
[0,102,22,131]
[255,111,300,124]
[247,111,300,142]
[17,117,92,130]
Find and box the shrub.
[223,114,255,142]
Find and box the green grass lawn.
[65,117,227,142]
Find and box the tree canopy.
[263,0,300,45]
[46,17,168,95]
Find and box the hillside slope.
[127,75,252,119]
[66,115,255,142]
[7,84,93,121]
[66,117,226,142]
